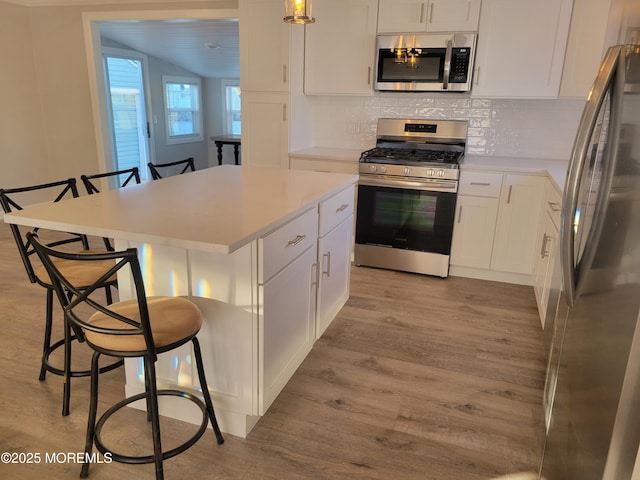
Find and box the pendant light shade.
[283,0,315,24]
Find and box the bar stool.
[28,232,224,480]
[81,167,141,251]
[0,178,122,416]
[148,158,195,180]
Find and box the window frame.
[162,75,204,145]
[221,79,241,136]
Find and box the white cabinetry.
[491,174,546,275]
[560,0,614,98]
[240,0,289,93]
[472,0,573,98]
[534,182,562,328]
[241,93,289,168]
[377,0,481,33]
[316,186,355,338]
[450,169,546,285]
[304,0,378,95]
[240,0,290,166]
[450,171,501,269]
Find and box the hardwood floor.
[0,222,545,480]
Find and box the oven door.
[356,178,457,255]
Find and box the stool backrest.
[27,232,157,359]
[81,167,141,194]
[0,178,88,284]
[148,158,195,180]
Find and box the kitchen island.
[3,165,358,437]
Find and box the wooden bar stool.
[28,232,224,480]
[0,179,122,416]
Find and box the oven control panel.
[360,163,459,181]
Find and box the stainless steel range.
[355,118,467,277]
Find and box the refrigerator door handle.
[561,45,623,307]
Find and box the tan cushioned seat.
[85,297,203,352]
[36,251,117,286]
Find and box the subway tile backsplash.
[309,94,585,160]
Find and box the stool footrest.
[94,389,211,465]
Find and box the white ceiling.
[6,0,240,80]
[99,19,240,79]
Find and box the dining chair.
[148,158,195,180]
[80,167,141,250]
[28,232,224,480]
[0,178,122,416]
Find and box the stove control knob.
[403,167,411,175]
[438,170,446,177]
[427,169,435,177]
[380,166,388,174]
[370,165,377,173]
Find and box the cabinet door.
[472,0,572,98]
[450,195,499,269]
[317,215,353,338]
[241,92,289,168]
[259,246,317,414]
[491,174,545,275]
[427,0,481,32]
[534,210,558,329]
[377,0,428,33]
[240,0,289,92]
[304,0,378,95]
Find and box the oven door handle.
[358,176,457,192]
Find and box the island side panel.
[115,239,260,437]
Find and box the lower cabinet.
[316,215,353,338]
[491,174,546,274]
[450,195,499,269]
[533,181,562,328]
[259,246,317,414]
[451,169,546,284]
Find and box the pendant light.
[283,0,315,24]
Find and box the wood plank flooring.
[0,222,545,480]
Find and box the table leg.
[216,142,223,166]
[234,144,240,165]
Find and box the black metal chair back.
[80,167,141,250]
[148,157,195,180]
[0,178,88,285]
[81,167,140,195]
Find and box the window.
[222,80,241,135]
[162,75,203,145]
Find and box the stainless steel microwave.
[375,33,477,93]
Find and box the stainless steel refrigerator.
[538,44,640,479]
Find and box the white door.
[102,47,153,181]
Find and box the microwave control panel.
[450,48,471,83]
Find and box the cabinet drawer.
[546,182,562,229]
[259,208,318,283]
[319,185,355,236]
[458,171,503,197]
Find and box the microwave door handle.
[443,39,453,90]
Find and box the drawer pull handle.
[287,234,306,247]
[548,202,561,212]
[336,203,350,213]
[469,182,491,186]
[540,233,551,258]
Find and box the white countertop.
[462,155,569,191]
[4,166,358,254]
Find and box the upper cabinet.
[472,0,573,98]
[240,0,290,93]
[560,0,614,98]
[377,0,481,33]
[304,0,378,95]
